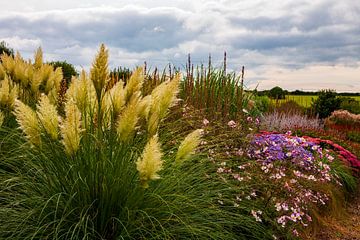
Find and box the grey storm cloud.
[0,1,359,66]
[0,0,359,91]
[0,7,198,52]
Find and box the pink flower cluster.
[303,136,360,169]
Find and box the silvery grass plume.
[261,111,323,132]
[116,92,142,142]
[37,95,59,140]
[176,129,202,163]
[124,67,144,102]
[147,74,180,136]
[90,44,109,99]
[0,74,18,109]
[103,80,125,117]
[61,100,83,155]
[67,70,97,114]
[136,134,163,188]
[34,47,43,69]
[14,100,41,146]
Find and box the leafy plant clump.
[0,44,267,239]
[311,90,341,119]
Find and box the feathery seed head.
[45,67,63,93]
[37,95,59,140]
[34,47,43,69]
[175,129,202,163]
[0,64,5,79]
[116,95,140,142]
[1,54,16,75]
[138,95,152,120]
[147,74,180,136]
[0,74,17,109]
[110,80,126,116]
[61,100,83,155]
[14,100,41,146]
[124,67,144,102]
[136,134,163,188]
[90,44,109,99]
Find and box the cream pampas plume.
[175,129,202,163]
[90,44,109,99]
[37,95,59,140]
[147,74,180,136]
[124,67,144,102]
[34,47,43,69]
[14,100,41,146]
[136,134,163,188]
[0,74,18,109]
[61,100,83,155]
[116,94,141,142]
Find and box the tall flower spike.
[175,129,202,163]
[14,100,41,146]
[37,95,59,140]
[61,100,83,155]
[124,67,144,102]
[90,44,109,99]
[136,134,163,188]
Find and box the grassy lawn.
[271,95,360,108]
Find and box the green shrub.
[268,86,285,100]
[347,131,360,143]
[311,90,341,119]
[339,97,360,114]
[0,41,14,58]
[49,61,78,86]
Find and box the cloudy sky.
[1,0,359,92]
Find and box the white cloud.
[0,0,359,91]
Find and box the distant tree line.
[256,87,360,97]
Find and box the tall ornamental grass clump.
[0,45,263,239]
[0,48,62,127]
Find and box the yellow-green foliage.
[0,48,63,107]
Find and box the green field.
[271,95,360,108]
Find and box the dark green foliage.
[0,41,14,57]
[347,131,360,143]
[340,97,360,114]
[268,86,285,100]
[48,61,78,85]
[253,96,270,115]
[311,90,341,118]
[110,67,132,82]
